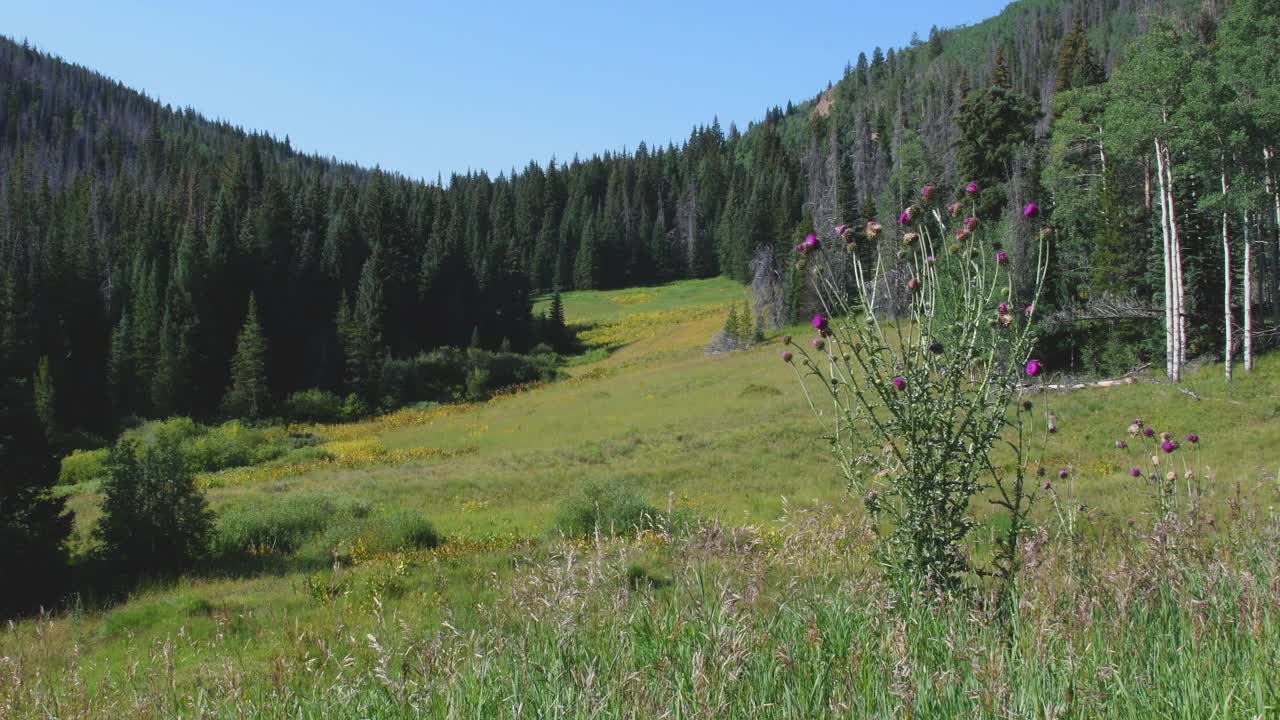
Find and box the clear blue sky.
[6,0,1009,182]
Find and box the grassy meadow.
[4,278,1280,718]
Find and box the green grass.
[4,277,1279,718]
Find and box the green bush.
[364,509,441,552]
[95,435,212,574]
[213,494,353,557]
[554,481,660,538]
[59,448,109,486]
[183,421,273,473]
[281,389,345,424]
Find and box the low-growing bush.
[554,481,660,538]
[58,448,109,486]
[213,494,353,557]
[281,389,345,424]
[183,421,275,473]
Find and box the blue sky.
[6,1,1009,182]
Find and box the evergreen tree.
[33,356,56,437]
[0,375,72,616]
[574,216,600,290]
[222,294,270,419]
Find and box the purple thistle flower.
[906,277,921,292]
[1025,359,1041,377]
[920,184,936,202]
[891,376,906,391]
[865,220,883,239]
[1116,440,1127,449]
[1131,467,1142,478]
[956,228,972,242]
[898,209,912,225]
[996,250,1009,265]
[781,351,793,363]
[1023,202,1039,218]
[1143,427,1155,438]
[811,338,825,351]
[947,202,963,218]
[1162,440,1177,453]
[866,489,878,502]
[926,255,936,266]
[964,216,979,232]
[966,181,979,195]
[1186,433,1199,444]
[1042,480,1052,491]
[997,302,1010,314]
[1134,418,1144,428]
[1058,469,1069,479]
[1024,304,1035,317]
[812,314,828,333]
[835,224,847,237]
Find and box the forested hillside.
[2,0,1278,443]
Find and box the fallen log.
[1020,376,1138,393]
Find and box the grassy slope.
[6,277,1280,713]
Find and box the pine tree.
[341,247,385,402]
[574,216,599,290]
[548,289,567,351]
[0,375,72,616]
[222,294,270,419]
[33,356,56,437]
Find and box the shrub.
[281,389,344,424]
[213,494,352,557]
[554,481,659,538]
[362,509,441,552]
[95,434,212,575]
[58,448,109,486]
[183,421,272,473]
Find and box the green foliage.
[955,85,1040,217]
[33,356,56,436]
[281,389,345,424]
[221,295,270,419]
[58,448,109,487]
[182,421,280,474]
[0,375,72,616]
[95,434,213,575]
[213,494,361,557]
[554,481,659,538]
[360,509,441,553]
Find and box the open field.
[5,278,1280,718]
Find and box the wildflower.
[781,351,793,363]
[966,181,979,195]
[903,232,919,246]
[1165,471,1177,482]
[781,335,792,345]
[998,312,1013,327]
[812,314,829,333]
[929,342,944,354]
[920,184,936,202]
[1159,431,1171,443]
[1133,418,1144,428]
[796,234,819,255]
[812,338,825,351]
[996,250,1009,265]
[1023,202,1039,218]
[956,228,972,242]
[906,277,921,292]
[1042,480,1052,491]
[1143,427,1155,438]
[1162,440,1177,453]
[1025,359,1041,377]
[865,220,883,239]
[1116,440,1127,449]
[835,224,848,237]
[1187,433,1199,444]
[1131,467,1142,478]
[1151,455,1160,466]
[1040,227,1055,239]
[846,241,858,253]
[899,209,912,225]
[925,255,936,266]
[891,376,906,391]
[1024,304,1034,317]
[947,201,963,218]
[1022,400,1033,411]
[866,489,878,502]
[1058,469,1069,479]
[964,216,979,232]
[997,302,1010,314]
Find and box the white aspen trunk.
[1162,141,1187,373]
[1155,140,1177,381]
[1243,211,1254,372]
[1143,160,1152,214]
[1222,167,1232,382]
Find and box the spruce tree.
[0,375,72,616]
[33,356,56,437]
[222,294,270,419]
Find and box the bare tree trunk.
[1155,140,1177,381]
[1143,159,1152,214]
[1222,167,1232,382]
[1244,210,1254,372]
[1267,146,1280,320]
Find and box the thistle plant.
[785,183,1050,593]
